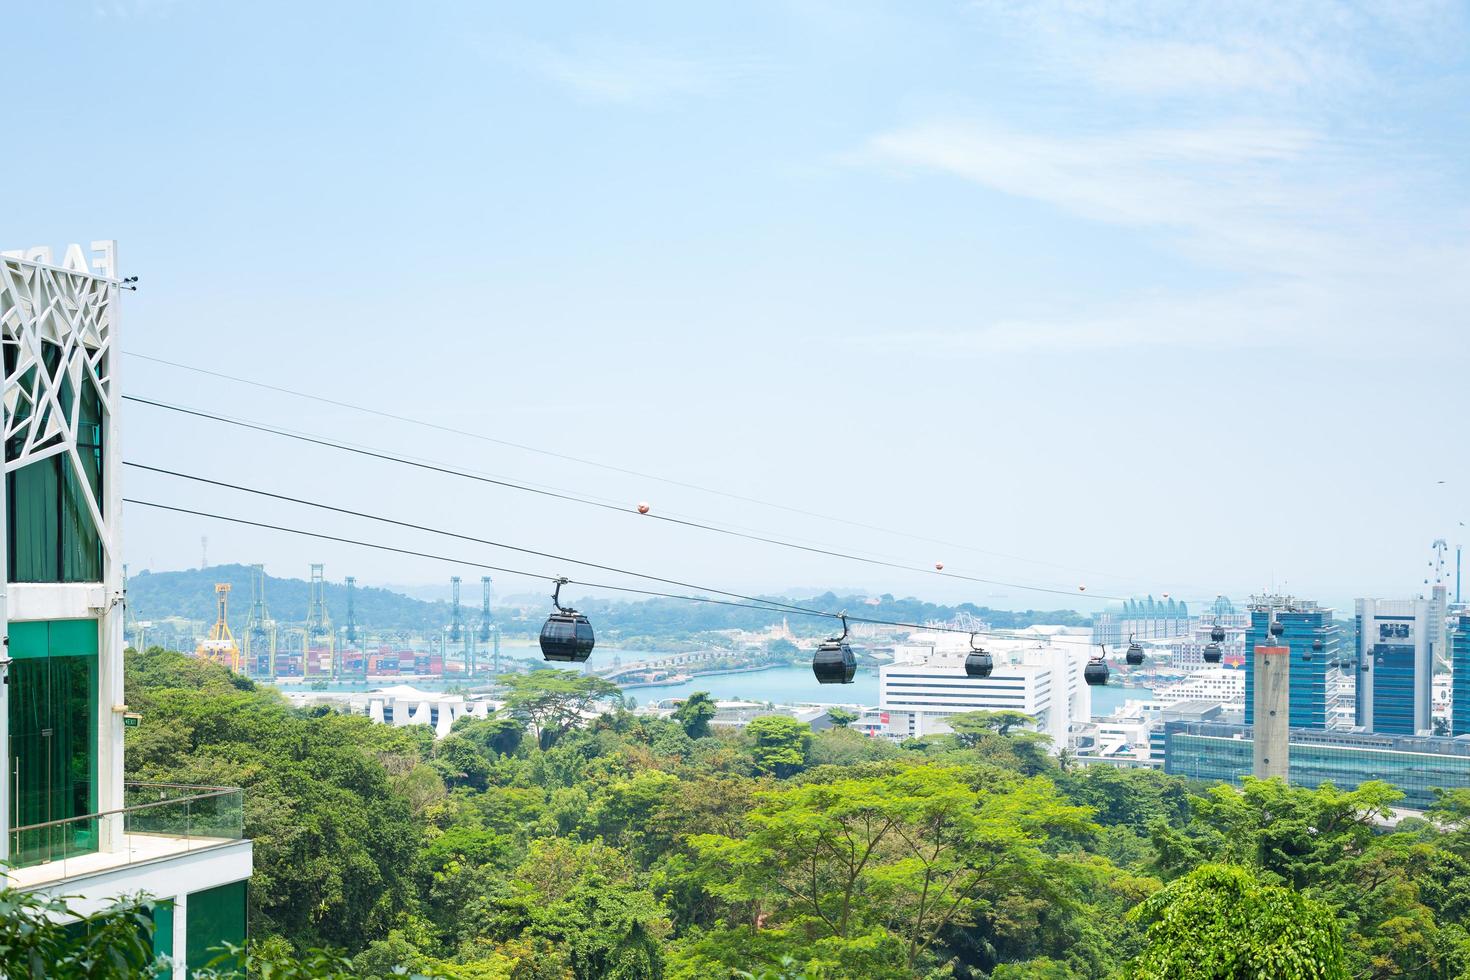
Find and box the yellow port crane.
[196,583,241,673]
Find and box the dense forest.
[126,567,1091,640]
[110,646,1470,978]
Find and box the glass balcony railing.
[6,782,243,886]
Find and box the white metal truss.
[0,255,118,561]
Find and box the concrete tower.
[1253,610,1290,780]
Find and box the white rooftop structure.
[286,685,498,738]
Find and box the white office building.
[877,628,1091,750]
[2,244,252,975]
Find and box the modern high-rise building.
[1,244,252,975]
[1452,614,1470,737]
[1356,598,1434,735]
[877,629,1090,748]
[1242,596,1347,730]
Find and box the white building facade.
[1,245,251,976]
[877,629,1090,750]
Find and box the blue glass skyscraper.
[1356,598,1433,735]
[1452,615,1470,737]
[1243,598,1345,730]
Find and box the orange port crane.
[196,583,241,673]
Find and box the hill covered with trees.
[126,566,1090,643]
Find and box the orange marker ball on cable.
[637,502,650,515]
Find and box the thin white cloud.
[847,2,1469,354]
[859,115,1464,352]
[1086,40,1327,96]
[479,35,758,105]
[971,0,1465,99]
[866,119,1346,269]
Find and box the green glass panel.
[6,454,103,583]
[78,376,104,508]
[8,458,61,581]
[186,880,247,976]
[60,459,102,582]
[7,621,98,868]
[8,621,48,659]
[48,618,99,656]
[150,899,175,976]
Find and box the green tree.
[691,765,1095,974]
[672,693,718,739]
[744,716,811,778]
[946,709,1036,742]
[0,889,157,979]
[497,673,624,749]
[807,726,899,768]
[1127,863,1348,979]
[454,715,526,757]
[824,708,857,728]
[488,839,671,980]
[435,733,494,790]
[125,648,422,953]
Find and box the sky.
[6,0,1470,614]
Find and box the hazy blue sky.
[7,1,1470,612]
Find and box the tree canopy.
[113,645,1470,979]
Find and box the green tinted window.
[7,455,103,583]
[7,620,99,868]
[186,880,247,976]
[150,899,175,976]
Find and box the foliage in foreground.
[1126,863,1348,979]
[0,888,156,979]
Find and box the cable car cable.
[122,395,1127,602]
[123,350,1126,580]
[123,461,828,618]
[121,498,1056,641]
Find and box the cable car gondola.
[1269,619,1285,638]
[813,613,856,684]
[539,577,595,663]
[1126,635,1145,666]
[965,634,993,679]
[1203,642,1222,664]
[1210,622,1226,643]
[1084,646,1110,686]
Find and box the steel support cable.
[123,460,822,617]
[123,350,1123,579]
[122,498,1052,641]
[122,394,1125,602]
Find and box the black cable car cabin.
[540,612,595,663]
[813,639,856,684]
[813,614,856,684]
[540,578,596,663]
[965,646,993,678]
